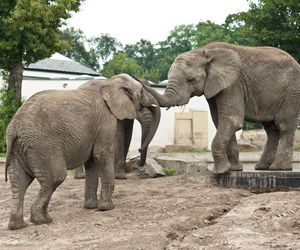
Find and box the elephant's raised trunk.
[132,76,186,107]
[138,95,161,166]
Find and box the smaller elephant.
[74,96,156,180]
[5,74,160,230]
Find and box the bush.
[243,121,263,130]
[0,84,19,153]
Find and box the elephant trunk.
[136,108,152,166]
[132,76,172,107]
[138,95,161,166]
[133,76,187,107]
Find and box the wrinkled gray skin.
[5,74,160,230]
[141,42,300,174]
[74,107,154,179]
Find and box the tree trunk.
[8,60,23,108]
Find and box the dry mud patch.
[0,163,299,249]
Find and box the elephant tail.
[5,134,16,182]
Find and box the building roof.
[25,53,100,76]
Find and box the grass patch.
[67,170,74,176]
[163,167,177,176]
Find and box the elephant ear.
[101,77,137,120]
[203,48,241,99]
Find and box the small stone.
[204,219,210,224]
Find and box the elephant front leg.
[74,165,85,179]
[269,128,295,171]
[95,153,115,211]
[114,121,127,179]
[212,119,241,174]
[93,129,115,211]
[227,134,243,171]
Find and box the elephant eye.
[187,77,196,84]
[139,88,143,98]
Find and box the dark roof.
[26,58,100,76]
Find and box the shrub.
[0,84,19,153]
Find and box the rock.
[143,158,166,178]
[155,155,211,177]
[128,157,166,178]
[238,143,259,152]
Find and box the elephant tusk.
[151,104,158,108]
[181,105,186,114]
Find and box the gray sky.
[68,0,249,45]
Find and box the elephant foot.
[74,172,86,179]
[213,161,231,175]
[115,172,127,179]
[30,212,53,225]
[98,200,114,211]
[74,168,85,179]
[84,199,98,209]
[8,217,27,230]
[255,162,271,170]
[229,163,243,171]
[269,161,292,171]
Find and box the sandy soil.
[0,162,300,250]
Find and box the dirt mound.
[1,163,300,249]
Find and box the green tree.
[156,24,196,80]
[101,52,142,78]
[225,0,300,61]
[139,68,161,83]
[124,39,157,70]
[0,0,83,108]
[0,85,17,152]
[90,33,122,66]
[60,27,99,71]
[193,21,230,47]
[224,14,257,46]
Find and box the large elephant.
[138,42,300,174]
[5,74,160,230]
[74,89,155,180]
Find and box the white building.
[21,53,103,98]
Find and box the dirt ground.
[1,162,300,250]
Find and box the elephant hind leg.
[30,162,67,225]
[255,121,280,170]
[8,158,34,230]
[270,127,295,171]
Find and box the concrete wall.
[21,79,87,99]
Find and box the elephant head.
[137,48,241,107]
[101,74,161,163]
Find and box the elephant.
[74,84,156,180]
[5,73,160,230]
[137,42,300,174]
